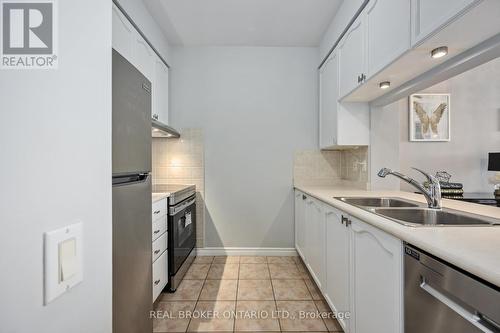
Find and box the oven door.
[169,196,196,274]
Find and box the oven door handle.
[420,278,499,333]
[169,197,196,216]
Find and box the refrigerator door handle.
[112,173,150,186]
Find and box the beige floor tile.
[235,301,280,332]
[213,256,240,263]
[153,301,196,332]
[268,263,302,279]
[237,279,274,301]
[239,264,270,280]
[200,279,238,300]
[184,263,211,280]
[292,256,303,265]
[187,301,235,332]
[304,279,323,301]
[267,256,295,264]
[160,279,204,301]
[272,279,312,301]
[194,256,215,264]
[240,256,267,264]
[207,263,240,279]
[314,300,344,332]
[276,301,328,332]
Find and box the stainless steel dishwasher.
[404,244,500,333]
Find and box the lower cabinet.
[294,190,403,333]
[350,217,403,333]
[304,197,326,290]
[324,206,350,331]
[294,191,306,260]
[152,251,168,302]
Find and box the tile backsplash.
[152,128,205,248]
[294,147,368,188]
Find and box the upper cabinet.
[336,0,500,102]
[338,16,366,98]
[112,4,171,125]
[411,0,481,46]
[365,0,411,78]
[319,50,369,149]
[112,4,134,62]
[153,58,169,124]
[133,30,156,83]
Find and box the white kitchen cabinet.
[304,197,326,290]
[153,251,168,302]
[133,30,156,83]
[153,57,169,124]
[338,16,366,99]
[294,190,307,260]
[319,51,369,149]
[411,0,481,46]
[112,4,135,62]
[365,0,411,78]
[324,207,350,332]
[350,217,403,333]
[319,51,339,149]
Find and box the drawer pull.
[154,279,161,285]
[154,249,160,255]
[153,230,160,234]
[153,210,161,214]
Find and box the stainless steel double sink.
[335,197,500,227]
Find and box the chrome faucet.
[378,167,442,209]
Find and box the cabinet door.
[294,191,307,260]
[134,31,155,82]
[153,57,169,124]
[319,51,338,149]
[350,218,403,333]
[112,4,134,62]
[338,16,365,99]
[324,208,350,332]
[305,197,325,289]
[411,0,481,45]
[365,0,410,78]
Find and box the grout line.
[266,257,283,333]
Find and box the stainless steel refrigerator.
[112,50,153,333]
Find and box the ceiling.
[145,0,343,47]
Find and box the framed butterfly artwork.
[409,93,451,142]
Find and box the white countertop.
[295,185,500,287]
[152,192,170,203]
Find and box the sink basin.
[371,208,500,227]
[336,197,420,208]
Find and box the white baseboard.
[196,247,297,256]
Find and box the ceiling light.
[379,81,391,89]
[431,46,448,59]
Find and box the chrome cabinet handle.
[154,249,160,255]
[153,230,160,234]
[154,210,161,214]
[154,279,160,285]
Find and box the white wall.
[0,1,112,332]
[318,0,365,62]
[371,57,500,192]
[117,0,172,62]
[170,47,318,248]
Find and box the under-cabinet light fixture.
[431,46,448,59]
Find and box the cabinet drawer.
[152,199,166,222]
[152,217,167,241]
[152,233,167,262]
[152,251,168,302]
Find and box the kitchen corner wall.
[293,148,369,188]
[152,129,205,248]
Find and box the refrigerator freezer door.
[112,175,152,333]
[112,49,152,175]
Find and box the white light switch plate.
[44,222,83,305]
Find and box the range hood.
[152,119,181,138]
